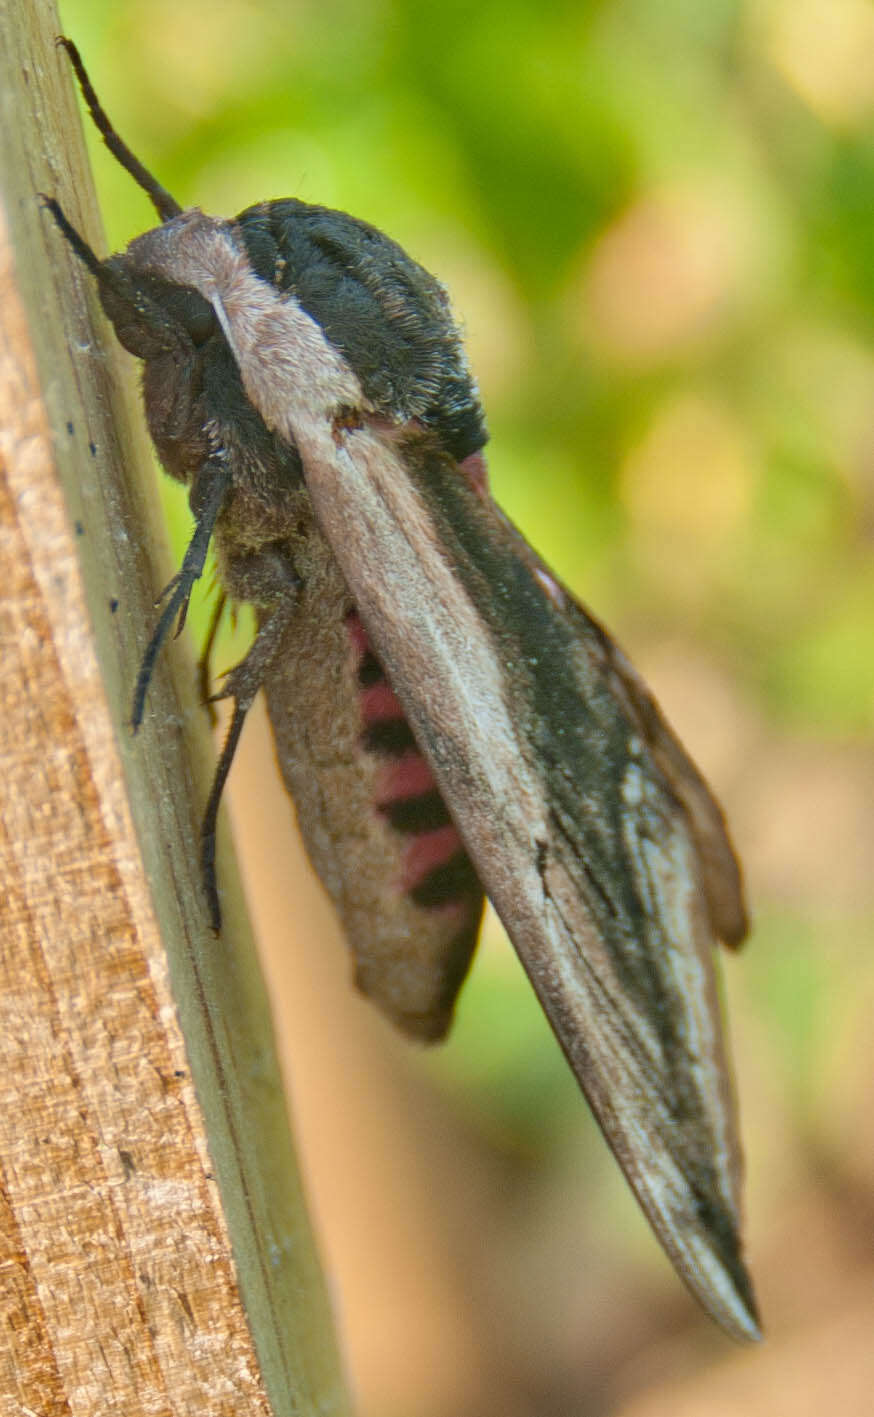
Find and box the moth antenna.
[39,194,104,278]
[132,461,233,732]
[58,37,183,222]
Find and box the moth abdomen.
[407,846,481,911]
[361,716,419,756]
[379,789,453,835]
[348,612,483,923]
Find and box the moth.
[46,40,759,1340]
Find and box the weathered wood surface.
[0,5,350,1414]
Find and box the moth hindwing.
[46,38,759,1341]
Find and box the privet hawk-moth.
[44,39,759,1341]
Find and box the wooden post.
[0,5,352,1414]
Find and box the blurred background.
[57,0,874,1413]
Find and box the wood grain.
[0,5,350,1414]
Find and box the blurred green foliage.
[59,0,874,1177]
[63,0,874,711]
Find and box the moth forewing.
[602,639,749,948]
[291,425,759,1341]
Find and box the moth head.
[98,254,219,359]
[48,35,488,463]
[42,182,236,476]
[43,41,219,358]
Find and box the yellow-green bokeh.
[53,0,874,1404]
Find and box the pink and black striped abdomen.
[352,614,482,909]
[260,548,484,1041]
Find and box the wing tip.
[677,1213,761,1343]
[703,1262,762,1344]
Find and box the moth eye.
[185,305,217,346]
[163,286,217,346]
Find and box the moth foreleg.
[199,563,301,929]
[132,457,233,730]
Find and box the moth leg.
[197,589,228,725]
[132,457,233,730]
[200,563,301,930]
